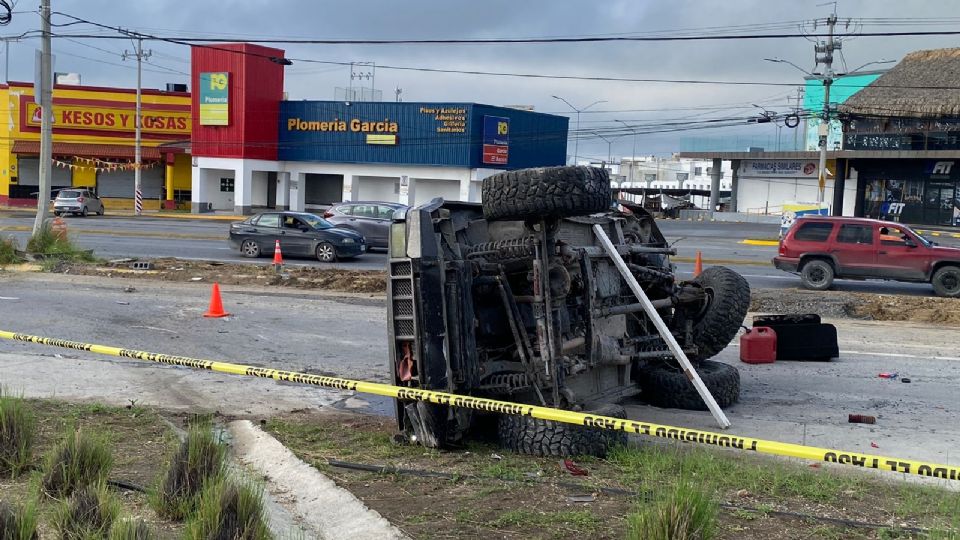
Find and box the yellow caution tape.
[1,329,958,481]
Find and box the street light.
[592,131,614,167]
[552,95,607,164]
[615,119,638,183]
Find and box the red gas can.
[740,327,777,364]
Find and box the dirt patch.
[751,288,960,325]
[264,410,959,540]
[55,258,387,294]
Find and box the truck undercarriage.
[388,166,750,456]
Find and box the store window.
[863,177,958,226]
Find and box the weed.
[26,221,94,262]
[108,518,157,540]
[731,508,759,521]
[627,481,717,540]
[152,422,226,520]
[41,429,113,499]
[0,236,22,265]
[489,509,601,531]
[183,477,272,540]
[53,483,120,540]
[0,390,36,477]
[0,499,38,539]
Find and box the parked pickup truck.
[773,216,960,297]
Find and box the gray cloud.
[5,0,955,159]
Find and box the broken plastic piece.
[562,459,588,476]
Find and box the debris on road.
[878,372,899,379]
[848,414,876,424]
[901,378,912,383]
[562,459,589,477]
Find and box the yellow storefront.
[0,82,192,210]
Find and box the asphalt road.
[0,273,957,474]
[0,211,955,295]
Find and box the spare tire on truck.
[688,266,751,361]
[481,166,612,221]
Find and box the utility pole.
[791,87,804,151]
[123,38,150,216]
[814,13,839,205]
[615,119,638,184]
[32,0,52,236]
[552,95,606,165]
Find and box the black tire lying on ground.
[689,266,751,361]
[497,403,628,457]
[639,360,740,410]
[481,166,612,221]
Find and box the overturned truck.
[388,166,750,456]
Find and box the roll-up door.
[96,166,163,198]
[17,158,73,186]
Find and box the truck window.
[837,224,873,245]
[793,222,833,242]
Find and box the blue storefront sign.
[482,115,509,165]
[278,101,566,169]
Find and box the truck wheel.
[497,403,627,458]
[932,265,960,298]
[639,360,740,410]
[481,166,612,221]
[800,259,834,291]
[689,266,751,361]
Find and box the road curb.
[0,225,223,241]
[673,257,769,267]
[229,419,409,540]
[740,239,780,246]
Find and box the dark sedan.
[323,201,408,248]
[228,212,366,262]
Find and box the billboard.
[24,102,189,135]
[482,115,509,165]
[199,72,229,126]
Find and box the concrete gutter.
[228,420,409,540]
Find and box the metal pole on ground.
[592,224,731,428]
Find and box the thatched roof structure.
[840,48,960,118]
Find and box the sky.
[3,0,958,162]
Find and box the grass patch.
[26,221,94,262]
[627,481,717,540]
[41,429,113,499]
[0,236,22,265]
[53,483,120,540]
[152,422,227,520]
[108,518,157,540]
[183,477,271,540]
[0,499,38,539]
[489,509,602,531]
[0,390,36,477]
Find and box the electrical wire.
[0,1,12,26]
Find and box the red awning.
[11,141,170,160]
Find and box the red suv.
[773,216,960,297]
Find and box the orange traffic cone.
[273,239,283,265]
[693,250,703,277]
[203,282,230,318]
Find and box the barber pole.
[135,188,143,215]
